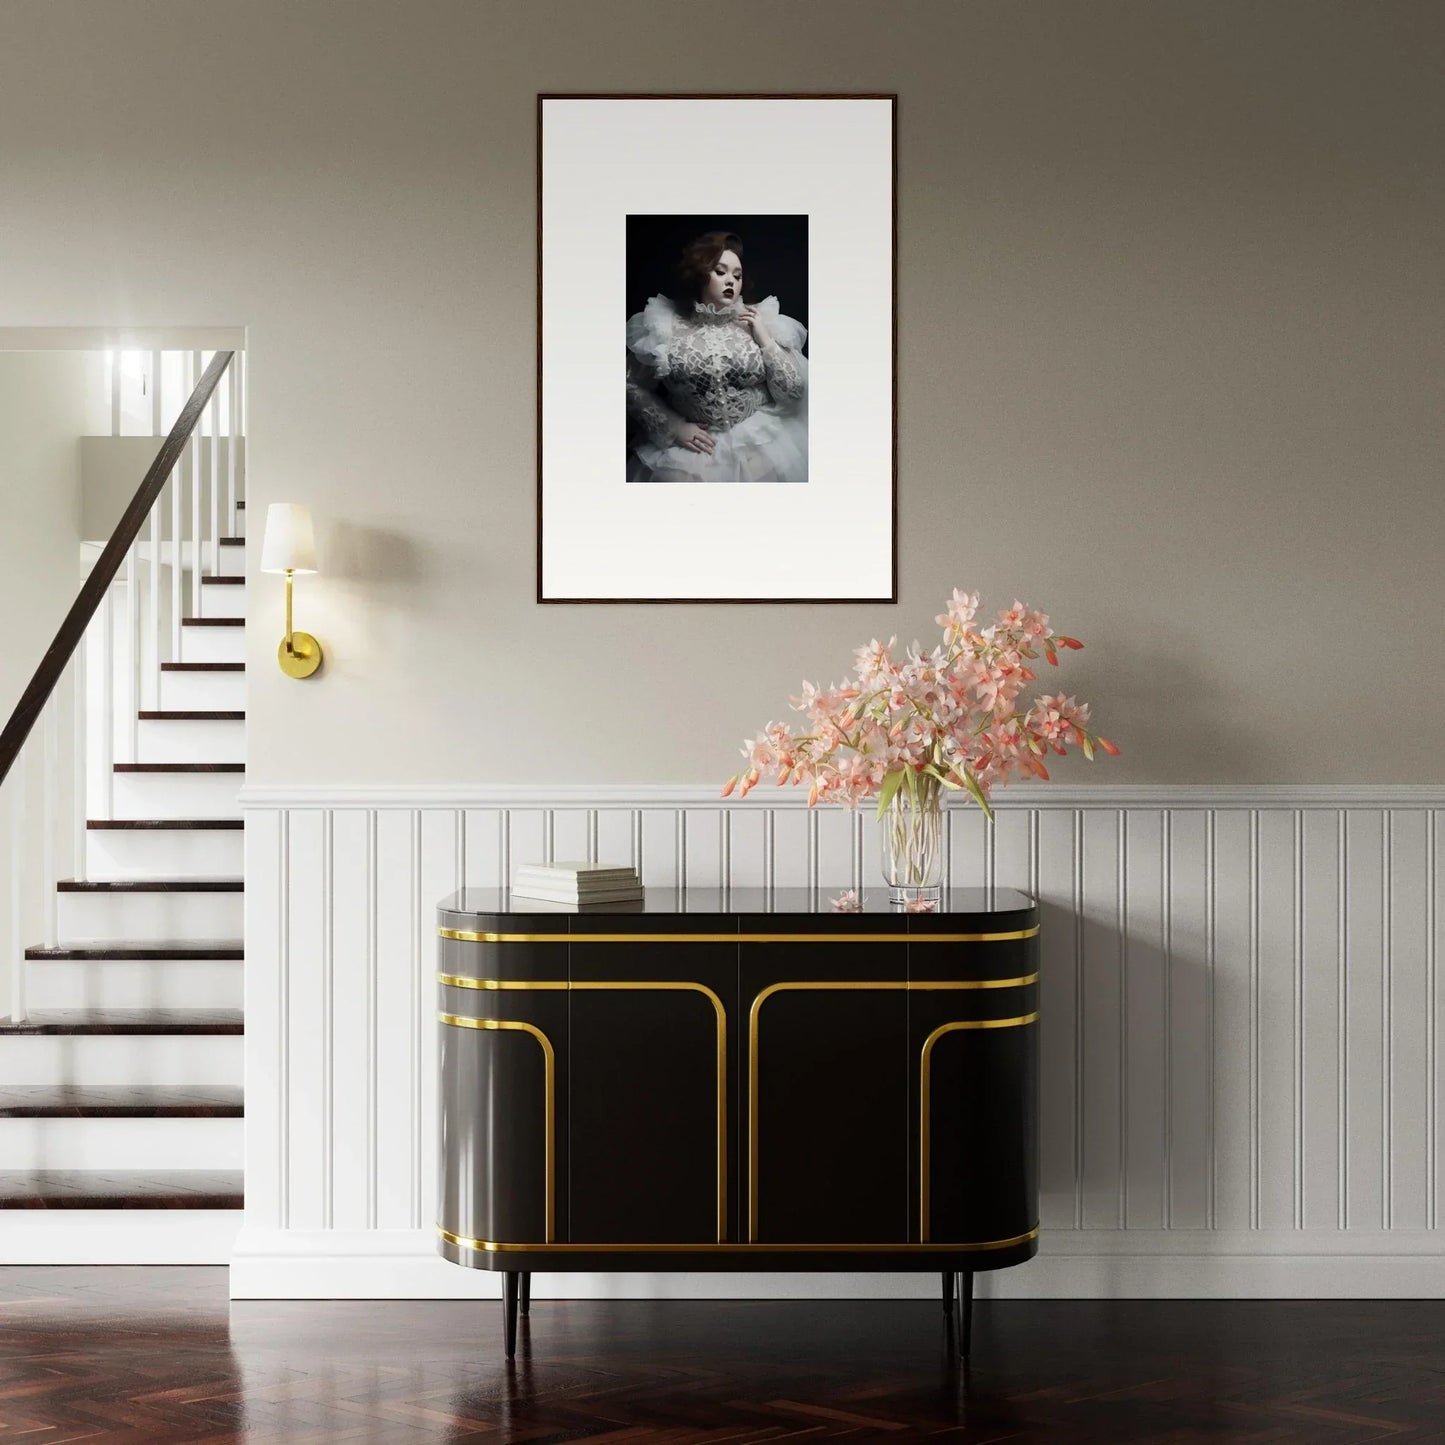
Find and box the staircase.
[0,352,245,1262]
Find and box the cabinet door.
[907,935,1040,1245]
[437,927,570,1247]
[742,939,909,1244]
[568,936,738,1244]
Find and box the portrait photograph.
[625,215,809,486]
[539,95,894,603]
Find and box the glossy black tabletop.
[438,887,1037,932]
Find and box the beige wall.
[1,0,1440,785]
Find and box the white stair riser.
[57,891,243,945]
[218,545,245,578]
[86,829,244,880]
[180,626,245,664]
[0,1117,242,1170]
[112,771,241,819]
[235,509,246,539]
[200,584,246,620]
[25,961,242,1011]
[136,717,245,765]
[160,670,246,711]
[0,1036,242,1087]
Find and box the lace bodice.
[626,295,806,444]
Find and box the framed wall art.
[537,93,896,603]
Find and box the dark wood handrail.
[0,350,235,791]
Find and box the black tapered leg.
[941,1271,954,1316]
[956,1270,974,1359]
[502,1271,519,1359]
[520,1272,531,1317]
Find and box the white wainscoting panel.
[233,785,1445,1299]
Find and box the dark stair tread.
[160,662,245,672]
[0,1084,243,1118]
[0,1009,243,1036]
[25,943,243,960]
[88,819,243,830]
[236,500,245,508]
[200,576,245,585]
[182,617,244,627]
[114,763,245,772]
[137,711,245,721]
[219,537,244,547]
[57,878,242,892]
[0,1170,243,1210]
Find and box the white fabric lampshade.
[260,503,319,574]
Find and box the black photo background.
[625,214,809,348]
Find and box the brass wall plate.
[278,630,323,679]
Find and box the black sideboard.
[435,887,1040,1357]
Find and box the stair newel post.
[42,701,58,950]
[190,350,203,619]
[72,635,86,884]
[100,587,115,821]
[7,745,27,1024]
[126,543,140,765]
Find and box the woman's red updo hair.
[671,230,751,304]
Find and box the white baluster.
[238,350,247,514]
[209,384,220,577]
[109,349,121,437]
[73,636,87,883]
[227,357,239,528]
[171,367,183,663]
[100,587,114,820]
[43,701,58,950]
[126,544,140,763]
[149,348,163,705]
[8,747,27,1023]
[148,498,161,710]
[191,350,203,617]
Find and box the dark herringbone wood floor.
[1,1268,1444,1441]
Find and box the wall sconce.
[260,502,324,679]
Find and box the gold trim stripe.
[437,1224,1040,1254]
[746,984,1040,1241]
[436,1013,555,1243]
[439,973,1037,992]
[438,926,1039,945]
[438,980,729,1242]
[919,1012,1041,1241]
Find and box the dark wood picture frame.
[536,93,898,605]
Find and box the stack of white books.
[511,861,644,906]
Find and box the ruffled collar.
[689,300,742,326]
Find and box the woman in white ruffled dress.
[625,230,808,484]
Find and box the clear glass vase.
[881,784,945,907]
